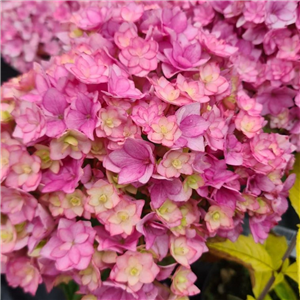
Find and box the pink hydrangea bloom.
[232,55,259,83]
[96,106,126,138]
[110,250,160,292]
[151,76,190,106]
[1,218,17,253]
[121,3,144,22]
[235,110,265,138]
[203,106,228,151]
[1,145,12,182]
[104,138,155,185]
[1,186,37,225]
[243,1,266,24]
[205,205,234,233]
[42,88,69,137]
[175,103,209,151]
[148,116,181,147]
[150,178,192,209]
[65,51,109,84]
[98,196,144,237]
[265,1,297,29]
[155,199,183,228]
[74,261,101,292]
[265,58,295,86]
[170,235,208,268]
[95,226,140,254]
[193,2,215,27]
[277,35,300,60]
[250,133,294,173]
[114,22,138,50]
[119,37,158,77]
[211,1,244,18]
[86,179,120,215]
[6,257,42,295]
[162,34,208,78]
[34,144,61,174]
[105,64,143,99]
[41,157,83,193]
[176,74,209,103]
[236,91,262,116]
[131,98,166,133]
[171,266,200,297]
[157,150,194,178]
[50,130,91,160]
[12,101,46,144]
[48,189,86,219]
[162,7,188,34]
[40,219,96,271]
[65,92,100,140]
[5,150,41,192]
[199,62,229,95]
[27,204,55,254]
[70,6,104,30]
[1,2,300,298]
[256,86,296,116]
[136,213,168,254]
[199,31,238,58]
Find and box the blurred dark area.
[1,276,66,300]
[1,57,20,84]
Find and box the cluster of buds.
[1,1,299,299]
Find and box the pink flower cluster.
[1,1,80,72]
[1,1,299,299]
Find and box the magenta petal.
[58,228,73,242]
[69,246,80,265]
[79,243,94,256]
[56,255,72,271]
[42,88,68,115]
[118,164,146,184]
[51,246,68,258]
[74,233,89,244]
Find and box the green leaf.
[207,235,274,272]
[289,153,300,218]
[247,293,272,300]
[273,272,284,289]
[264,234,288,270]
[283,262,298,283]
[274,279,297,300]
[252,271,272,298]
[60,281,81,300]
[100,268,111,281]
[281,259,290,274]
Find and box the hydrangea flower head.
[1,1,299,299]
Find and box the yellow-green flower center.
[64,136,78,146]
[105,118,114,128]
[174,246,188,256]
[178,275,187,283]
[129,267,140,276]
[22,165,32,174]
[160,125,168,134]
[172,159,182,169]
[118,211,129,221]
[69,196,81,207]
[98,194,108,203]
[1,157,9,166]
[212,212,220,221]
[1,230,13,243]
